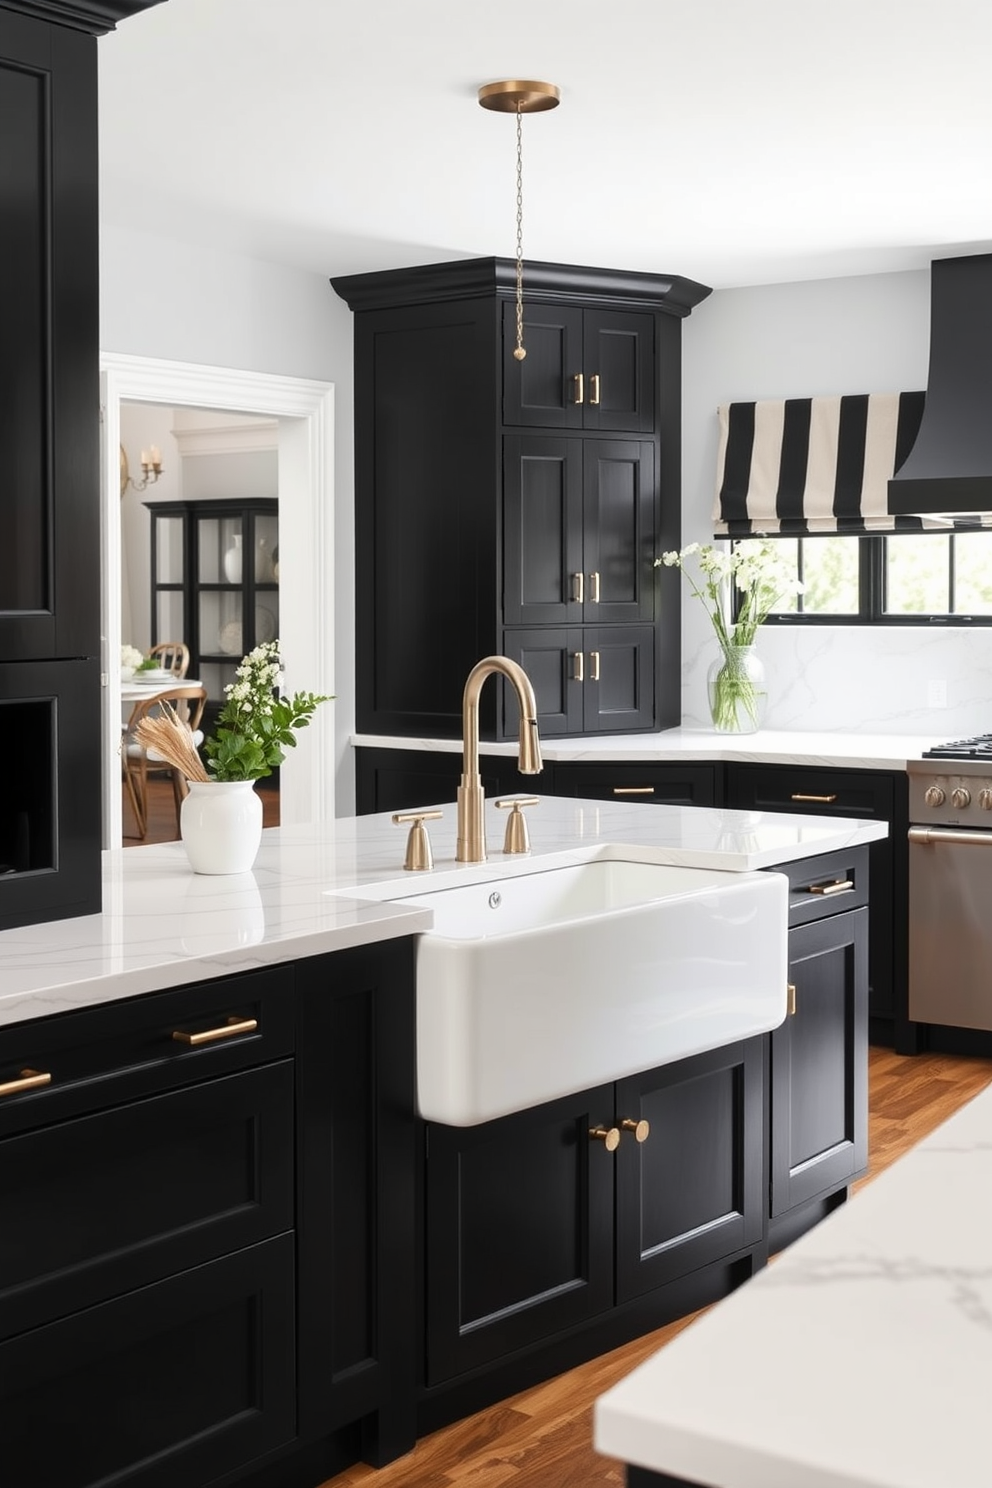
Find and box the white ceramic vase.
[254,536,271,581]
[180,780,263,874]
[223,534,243,583]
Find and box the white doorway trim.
[100,353,335,848]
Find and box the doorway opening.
[101,354,335,849]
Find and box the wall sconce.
[478,79,560,361]
[119,444,163,498]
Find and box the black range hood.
[889,251,992,520]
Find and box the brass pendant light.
[478,80,561,361]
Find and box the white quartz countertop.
[352,727,938,771]
[594,1077,992,1488]
[0,797,885,1030]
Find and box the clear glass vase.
[706,643,767,734]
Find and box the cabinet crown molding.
[332,256,712,319]
[1,0,164,34]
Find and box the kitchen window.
[738,533,992,624]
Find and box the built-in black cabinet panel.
[353,745,547,816]
[501,301,656,432]
[502,625,655,735]
[551,759,720,807]
[0,1061,294,1339]
[424,1084,616,1384]
[725,763,906,1030]
[615,1042,764,1302]
[425,1042,765,1387]
[0,656,101,927]
[0,9,99,661]
[334,257,707,740]
[295,940,418,1465]
[0,1236,296,1488]
[770,908,868,1227]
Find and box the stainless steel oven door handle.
[909,826,992,847]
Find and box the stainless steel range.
[908,739,992,1031]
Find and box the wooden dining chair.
[121,684,207,840]
[148,641,190,678]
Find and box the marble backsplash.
[680,617,992,737]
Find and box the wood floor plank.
[324,1044,992,1488]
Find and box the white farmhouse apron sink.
[349,857,789,1126]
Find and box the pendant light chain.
[476,80,560,366]
[513,103,526,361]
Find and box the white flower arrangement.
[121,643,145,672]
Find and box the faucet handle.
[392,810,443,871]
[494,796,540,855]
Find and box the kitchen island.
[0,797,886,1488]
[595,1074,992,1488]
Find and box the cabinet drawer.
[0,1061,294,1339]
[553,760,719,807]
[0,965,294,1138]
[774,847,869,928]
[0,1234,296,1488]
[725,764,895,821]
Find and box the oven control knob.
[951,787,972,810]
[925,785,946,808]
[980,789,992,811]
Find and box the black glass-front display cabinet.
[146,500,279,726]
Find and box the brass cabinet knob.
[392,809,443,871]
[589,1125,620,1152]
[621,1117,650,1143]
[495,795,539,855]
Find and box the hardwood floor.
[325,1043,992,1488]
[121,774,279,846]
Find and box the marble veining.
[595,1081,992,1488]
[0,797,885,1030]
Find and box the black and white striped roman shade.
[712,392,952,535]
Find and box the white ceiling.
[97,0,992,293]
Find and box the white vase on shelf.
[254,536,272,582]
[223,534,243,583]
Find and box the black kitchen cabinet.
[501,300,656,432]
[502,625,656,735]
[422,1041,764,1404]
[724,762,907,1039]
[502,434,656,626]
[0,941,418,1488]
[0,1,162,929]
[332,257,710,741]
[551,758,721,807]
[354,745,549,816]
[767,847,870,1251]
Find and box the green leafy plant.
[203,640,332,782]
[135,655,158,673]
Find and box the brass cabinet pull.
[787,983,797,1016]
[590,650,600,682]
[806,879,854,896]
[572,372,585,405]
[172,1015,258,1047]
[589,570,601,603]
[589,373,601,406]
[621,1117,650,1143]
[613,786,655,795]
[790,793,838,804]
[0,1067,52,1098]
[571,571,584,604]
[572,651,584,683]
[589,1125,620,1151]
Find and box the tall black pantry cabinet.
[332,258,711,741]
[0,0,164,929]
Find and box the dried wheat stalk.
[134,704,209,783]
